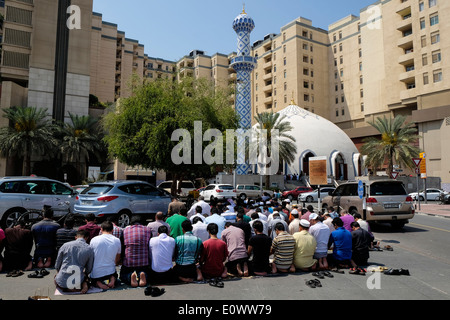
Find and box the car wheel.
[419,196,425,202]
[288,195,293,201]
[1,208,27,229]
[239,193,247,200]
[306,196,314,203]
[116,210,131,228]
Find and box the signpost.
[358,180,367,220]
[309,156,327,212]
[412,158,422,210]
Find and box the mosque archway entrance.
[335,153,348,181]
[302,152,315,176]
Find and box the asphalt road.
[0,213,449,305]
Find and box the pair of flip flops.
[6,270,24,277]
[305,279,322,288]
[209,278,224,288]
[349,268,367,275]
[384,245,394,251]
[144,286,165,297]
[28,269,50,279]
[312,271,334,279]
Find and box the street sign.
[358,180,364,199]
[391,172,399,180]
[412,158,422,167]
[420,152,427,179]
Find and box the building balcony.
[397,33,413,49]
[263,84,273,92]
[264,95,273,104]
[398,52,415,66]
[396,18,412,32]
[263,60,273,70]
[399,70,415,82]
[396,1,411,16]
[263,73,272,81]
[400,87,417,102]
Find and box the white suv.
[0,176,76,228]
[200,184,236,202]
[235,184,274,200]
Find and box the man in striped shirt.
[270,222,296,274]
[174,220,204,283]
[119,216,152,288]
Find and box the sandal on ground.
[399,268,410,276]
[27,270,43,279]
[11,270,24,278]
[330,268,345,274]
[312,279,322,287]
[305,280,316,288]
[384,268,401,275]
[144,286,165,297]
[383,245,393,251]
[40,269,50,277]
[312,272,324,279]
[322,271,334,278]
[209,278,224,288]
[349,268,366,275]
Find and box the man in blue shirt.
[31,207,61,268]
[327,217,352,269]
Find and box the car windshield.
[81,185,113,195]
[219,185,234,190]
[370,182,407,196]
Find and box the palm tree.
[0,106,58,175]
[59,113,104,182]
[253,112,297,188]
[361,115,421,177]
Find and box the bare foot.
[96,281,110,290]
[80,281,89,294]
[139,272,146,287]
[131,272,139,288]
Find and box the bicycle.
[437,193,447,205]
[17,208,87,230]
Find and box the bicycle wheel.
[17,210,44,229]
[437,195,445,205]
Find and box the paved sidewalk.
[415,203,450,218]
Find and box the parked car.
[444,194,450,204]
[408,188,448,201]
[0,176,76,229]
[281,186,314,201]
[298,187,336,203]
[74,180,171,227]
[200,184,236,202]
[322,179,414,229]
[157,180,196,200]
[235,184,274,200]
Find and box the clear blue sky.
[92,0,377,62]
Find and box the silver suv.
[322,179,414,229]
[74,180,171,227]
[0,176,76,229]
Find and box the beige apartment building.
[250,0,450,188]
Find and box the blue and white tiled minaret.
[231,7,257,175]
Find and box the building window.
[341,108,345,116]
[422,54,428,66]
[431,32,440,44]
[421,35,427,47]
[429,0,437,8]
[432,50,441,63]
[336,109,339,117]
[433,69,442,82]
[420,18,426,30]
[304,94,310,102]
[430,14,439,27]
[423,73,429,85]
[361,103,364,112]
[419,2,425,11]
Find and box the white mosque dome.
[254,103,364,181]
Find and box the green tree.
[253,112,297,188]
[361,115,421,177]
[58,113,105,182]
[0,106,58,175]
[103,77,238,195]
